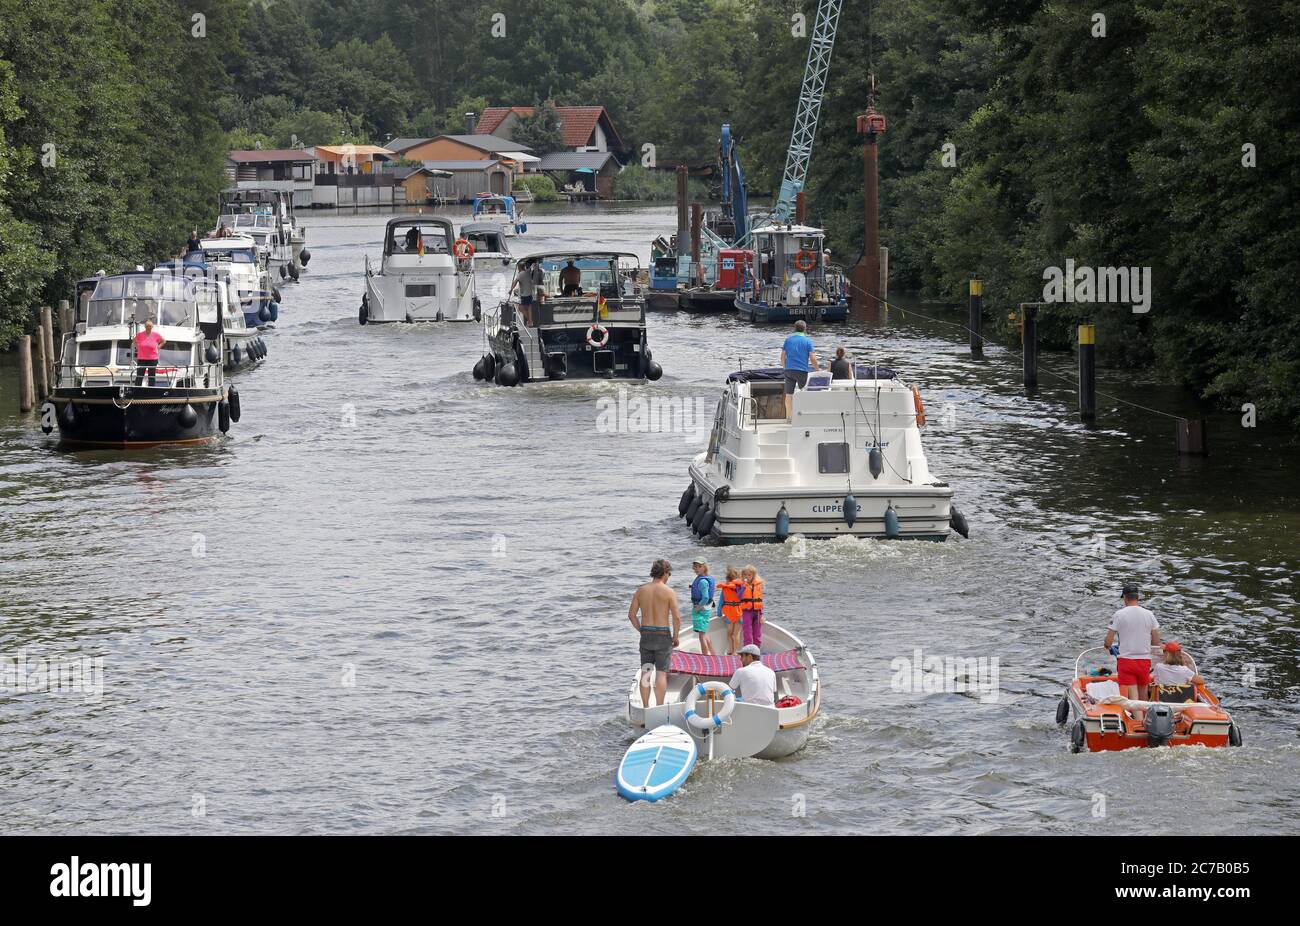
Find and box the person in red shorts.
[1104,583,1161,713]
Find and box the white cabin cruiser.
[470,193,525,237]
[360,216,478,323]
[460,221,513,304]
[681,365,969,542]
[187,236,279,329]
[214,188,303,278]
[626,617,820,760]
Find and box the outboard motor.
[1145,704,1176,746]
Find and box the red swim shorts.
[1116,657,1152,687]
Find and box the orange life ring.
[911,384,927,427]
[794,249,817,272]
[586,324,609,348]
[453,238,475,260]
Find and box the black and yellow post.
[969,279,983,357]
[1078,323,1096,420]
[1022,303,1039,390]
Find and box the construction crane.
[774,0,844,223]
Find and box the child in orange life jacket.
[715,565,745,654]
[740,564,765,648]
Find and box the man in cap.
[1104,583,1160,708]
[728,644,776,707]
[688,558,717,656]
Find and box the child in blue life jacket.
[689,558,717,656]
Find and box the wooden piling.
[57,299,73,354]
[968,280,984,357]
[35,329,49,401]
[1022,303,1039,388]
[18,335,35,412]
[40,305,55,386]
[1176,419,1208,455]
[1078,324,1096,420]
[879,246,889,301]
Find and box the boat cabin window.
[388,225,450,255]
[78,341,113,366]
[158,342,194,367]
[467,231,505,252]
[817,442,850,474]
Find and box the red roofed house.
[476,105,624,155]
[225,148,317,208]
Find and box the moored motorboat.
[44,269,238,448]
[736,223,848,323]
[360,216,479,323]
[214,188,299,278]
[680,365,966,542]
[1057,646,1242,752]
[626,617,820,760]
[474,251,661,385]
[184,237,279,329]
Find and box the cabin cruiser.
[680,365,967,542]
[1058,646,1242,752]
[470,193,525,237]
[214,188,305,279]
[459,221,513,303]
[473,251,662,385]
[626,617,820,760]
[187,236,279,328]
[736,223,848,323]
[156,260,267,372]
[360,216,478,323]
[44,269,240,447]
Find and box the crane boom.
[775,0,844,223]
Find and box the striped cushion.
[669,649,802,677]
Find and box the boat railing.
[735,395,760,433]
[59,361,219,390]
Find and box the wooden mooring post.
[34,328,49,401]
[969,279,984,357]
[1176,419,1208,455]
[1078,323,1096,420]
[17,335,35,412]
[57,299,73,355]
[690,202,702,285]
[1020,303,1042,389]
[40,305,56,385]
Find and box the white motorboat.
[460,221,513,303]
[214,188,301,278]
[360,216,478,323]
[469,193,525,237]
[626,617,820,760]
[680,365,968,542]
[187,236,279,329]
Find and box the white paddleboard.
[616,724,697,802]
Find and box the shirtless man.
[628,559,681,708]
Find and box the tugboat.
[679,364,966,542]
[735,223,848,323]
[44,269,238,447]
[186,236,279,329]
[474,251,662,385]
[360,216,479,323]
[470,193,525,237]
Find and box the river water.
[1,204,1297,835]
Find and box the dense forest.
[2,0,1297,425]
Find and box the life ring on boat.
[794,249,817,272]
[453,238,475,260]
[684,681,736,730]
[911,384,927,427]
[586,323,610,348]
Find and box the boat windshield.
[200,248,255,263]
[387,225,450,255]
[87,275,197,327]
[540,256,639,298]
[467,231,507,253]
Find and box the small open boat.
[1057,646,1242,752]
[626,617,820,760]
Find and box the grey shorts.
[783,369,809,394]
[639,627,673,672]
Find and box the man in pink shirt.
[134,319,166,386]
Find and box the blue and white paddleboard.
[616,724,697,803]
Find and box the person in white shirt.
[1151,641,1204,701]
[728,644,776,707]
[1104,583,1160,705]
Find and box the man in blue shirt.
[780,320,820,419]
